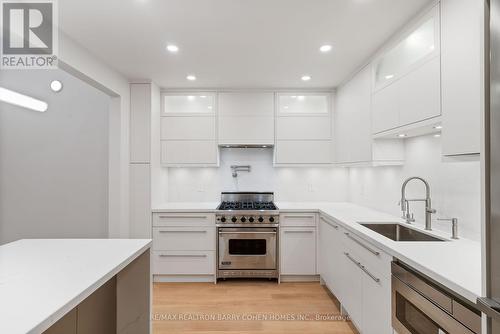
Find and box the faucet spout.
[400,177,435,230]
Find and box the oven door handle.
[218,231,276,235]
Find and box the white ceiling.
[59,0,431,89]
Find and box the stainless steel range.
[216,192,279,279]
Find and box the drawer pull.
[344,232,380,256]
[359,265,380,283]
[158,230,207,233]
[159,254,207,258]
[344,252,380,283]
[158,215,208,219]
[283,215,315,219]
[344,252,362,267]
[320,217,339,229]
[283,230,314,233]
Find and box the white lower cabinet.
[280,213,317,277]
[319,215,392,334]
[340,251,364,331]
[318,216,343,298]
[280,227,316,275]
[152,212,216,280]
[361,265,392,334]
[152,251,215,275]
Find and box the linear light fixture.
[0,86,48,112]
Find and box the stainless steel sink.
[359,223,446,242]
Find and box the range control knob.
[269,217,275,223]
[249,217,255,223]
[258,217,264,223]
[241,217,247,223]
[220,217,226,223]
[231,217,237,223]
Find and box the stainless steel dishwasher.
[392,261,481,334]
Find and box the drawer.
[152,251,215,275]
[280,213,317,226]
[342,230,392,277]
[153,213,215,227]
[153,227,215,251]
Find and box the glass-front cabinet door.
[277,93,330,115]
[373,5,439,91]
[162,93,215,115]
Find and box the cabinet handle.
[283,215,315,219]
[320,217,339,229]
[158,215,208,219]
[344,252,380,283]
[344,252,361,267]
[360,265,381,283]
[158,230,207,233]
[344,232,380,256]
[159,254,207,258]
[283,230,314,233]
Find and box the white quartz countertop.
[152,202,219,212]
[0,239,152,334]
[153,201,482,302]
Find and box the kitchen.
[0,0,497,333]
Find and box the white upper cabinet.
[160,92,218,166]
[372,4,441,134]
[335,66,404,166]
[275,92,333,165]
[277,94,329,115]
[441,0,482,156]
[162,94,215,115]
[373,12,439,91]
[218,92,274,145]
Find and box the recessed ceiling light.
[283,106,289,109]
[207,106,213,110]
[397,134,407,138]
[166,44,179,53]
[50,80,63,92]
[187,95,195,101]
[291,96,297,99]
[434,125,443,130]
[301,75,311,81]
[0,86,48,112]
[297,96,305,101]
[319,45,332,53]
[200,95,207,98]
[385,74,394,80]
[186,75,196,81]
[434,134,441,138]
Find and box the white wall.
[348,134,481,241]
[165,148,349,202]
[0,69,110,244]
[59,32,131,238]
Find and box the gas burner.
[215,192,279,226]
[217,201,278,211]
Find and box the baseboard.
[279,275,320,282]
[153,275,215,283]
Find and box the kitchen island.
[0,239,152,334]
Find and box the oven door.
[392,276,475,334]
[218,227,277,270]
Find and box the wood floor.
[153,280,357,334]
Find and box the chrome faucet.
[400,177,436,231]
